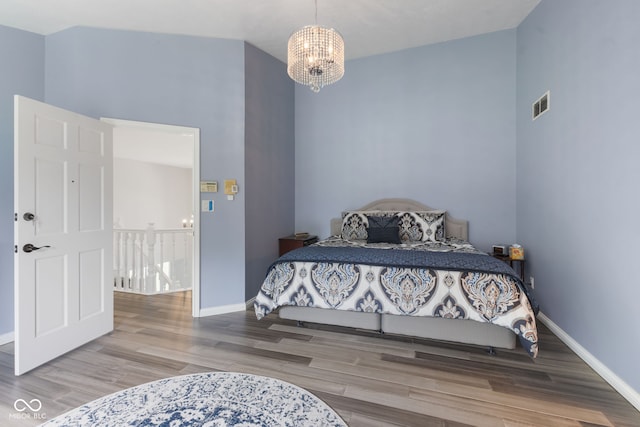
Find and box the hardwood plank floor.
[0,291,638,426]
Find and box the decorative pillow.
[415,210,446,242]
[341,211,370,240]
[366,215,401,244]
[396,210,446,242]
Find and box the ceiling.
[0,0,540,62]
[4,0,540,168]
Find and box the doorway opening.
[102,118,200,317]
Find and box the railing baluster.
[156,233,162,291]
[170,233,177,291]
[137,231,143,293]
[124,232,130,289]
[113,232,119,289]
[146,224,156,293]
[132,232,138,292]
[113,227,193,295]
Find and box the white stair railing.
[113,224,193,294]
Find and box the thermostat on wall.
[224,179,238,195]
[200,181,218,193]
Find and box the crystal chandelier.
[287,0,344,92]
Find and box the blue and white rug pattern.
[42,371,347,426]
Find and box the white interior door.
[14,95,113,376]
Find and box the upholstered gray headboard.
[329,198,469,241]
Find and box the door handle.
[23,244,51,253]
[23,212,35,221]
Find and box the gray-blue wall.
[244,43,295,298]
[44,27,247,310]
[517,0,640,393]
[1,26,295,336]
[294,30,518,251]
[0,26,44,336]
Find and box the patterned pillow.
[396,210,446,242]
[341,211,370,240]
[366,215,401,244]
[415,210,446,242]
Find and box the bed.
[254,198,539,357]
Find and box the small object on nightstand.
[492,245,507,256]
[279,234,318,256]
[509,244,524,260]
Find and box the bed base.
[279,306,516,350]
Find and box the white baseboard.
[538,312,640,412]
[245,297,256,310]
[0,331,15,346]
[197,303,246,317]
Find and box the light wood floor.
[1,291,638,426]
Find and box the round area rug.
[42,372,347,426]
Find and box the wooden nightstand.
[492,253,525,281]
[279,234,318,256]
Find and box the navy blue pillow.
[366,215,401,244]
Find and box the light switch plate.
[201,200,214,212]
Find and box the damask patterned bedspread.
[254,238,539,357]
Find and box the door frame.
[102,118,201,317]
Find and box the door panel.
[79,249,104,319]
[14,95,113,375]
[78,163,103,231]
[35,115,66,149]
[35,255,67,336]
[78,126,104,154]
[35,158,66,236]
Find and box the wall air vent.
[532,91,550,120]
